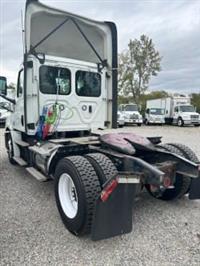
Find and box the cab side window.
[118,105,122,112]
[17,69,24,97]
[174,106,178,112]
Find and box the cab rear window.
[40,66,71,95]
[76,71,101,97]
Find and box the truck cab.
[118,103,143,126]
[145,107,165,125]
[173,104,200,127]
[4,0,117,139]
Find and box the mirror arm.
[0,94,16,105]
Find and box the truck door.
[74,68,107,128]
[173,106,179,123]
[13,69,25,132]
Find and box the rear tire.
[5,132,16,165]
[54,156,101,235]
[146,144,191,200]
[168,143,199,163]
[137,123,142,127]
[85,153,118,186]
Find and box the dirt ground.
[0,126,200,266]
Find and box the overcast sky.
[0,0,200,93]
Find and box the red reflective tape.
[101,179,118,202]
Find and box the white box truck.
[145,99,165,125]
[146,95,200,127]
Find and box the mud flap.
[189,177,200,199]
[91,184,137,241]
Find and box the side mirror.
[0,76,7,96]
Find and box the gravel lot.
[0,126,200,266]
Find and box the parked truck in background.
[148,95,200,127]
[0,76,12,127]
[145,99,165,125]
[118,103,143,126]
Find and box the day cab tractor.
[0,0,200,241]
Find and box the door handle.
[89,105,92,113]
[21,115,24,126]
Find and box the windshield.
[179,105,195,112]
[0,78,6,94]
[150,108,165,115]
[125,105,138,112]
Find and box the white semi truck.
[118,103,143,126]
[0,0,200,241]
[147,95,200,127]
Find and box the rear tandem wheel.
[54,156,101,236]
[85,153,118,186]
[146,143,199,200]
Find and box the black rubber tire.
[137,123,142,127]
[85,153,118,186]
[194,124,200,127]
[177,118,184,127]
[146,144,191,200]
[5,132,16,165]
[54,156,101,236]
[167,143,199,194]
[168,143,199,163]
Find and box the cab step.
[14,139,30,147]
[26,167,48,182]
[13,156,27,166]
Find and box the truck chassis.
[4,130,200,240]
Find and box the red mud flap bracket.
[91,174,140,241]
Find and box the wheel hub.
[58,173,78,219]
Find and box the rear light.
[101,179,118,202]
